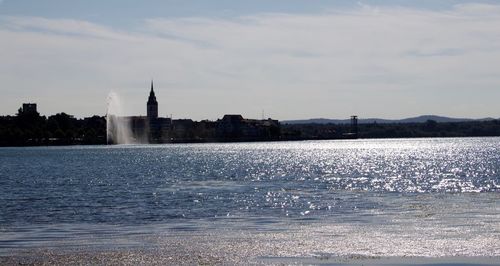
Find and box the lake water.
[0,138,499,263]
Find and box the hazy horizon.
[1,0,499,120]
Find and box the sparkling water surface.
[0,138,499,259]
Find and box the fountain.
[106,91,133,144]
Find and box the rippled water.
[0,138,499,260]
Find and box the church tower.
[147,80,158,119]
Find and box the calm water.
[0,138,499,259]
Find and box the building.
[124,81,171,143]
[110,81,281,144]
[21,103,37,115]
[147,80,158,119]
[216,114,280,141]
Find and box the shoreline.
[1,135,500,148]
[2,250,499,266]
[258,256,500,265]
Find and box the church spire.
[149,79,156,99]
[147,79,158,119]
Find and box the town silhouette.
[1,81,500,146]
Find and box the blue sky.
[2,1,499,19]
[1,0,499,120]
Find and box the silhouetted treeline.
[0,110,106,146]
[358,120,500,138]
[2,110,500,147]
[281,119,500,140]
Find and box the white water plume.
[106,91,133,144]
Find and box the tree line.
[1,109,500,146]
[281,119,500,140]
[0,109,106,146]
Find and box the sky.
[0,0,499,120]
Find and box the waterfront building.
[147,80,158,119]
[21,103,37,115]
[125,81,171,143]
[117,81,281,143]
[216,114,280,141]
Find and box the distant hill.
[283,115,496,125]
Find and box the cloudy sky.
[1,0,499,120]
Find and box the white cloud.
[0,4,500,119]
[453,3,500,16]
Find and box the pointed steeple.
[148,80,157,102]
[147,79,158,119]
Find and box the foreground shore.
[2,250,499,266]
[1,219,498,265]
